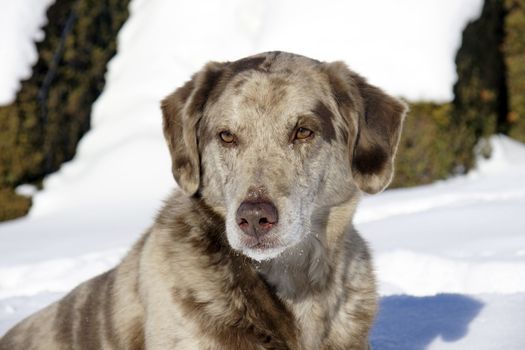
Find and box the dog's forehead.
[237,73,321,113]
[207,59,330,127]
[229,51,321,74]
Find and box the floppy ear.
[324,62,408,194]
[161,61,226,196]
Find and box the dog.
[0,51,406,349]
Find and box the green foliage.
[0,0,129,221]
[391,102,456,188]
[393,0,525,187]
[0,188,32,222]
[451,0,508,171]
[504,0,525,142]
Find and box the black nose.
[236,200,278,237]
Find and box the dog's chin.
[241,244,288,262]
[226,230,290,261]
[240,233,289,261]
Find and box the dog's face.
[162,52,406,261]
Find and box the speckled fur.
[0,52,406,350]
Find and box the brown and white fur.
[0,52,407,350]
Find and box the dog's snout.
[236,200,278,237]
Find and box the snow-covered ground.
[3,0,524,348]
[363,136,525,349]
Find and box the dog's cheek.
[301,145,329,193]
[307,145,348,206]
[219,149,254,221]
[200,144,232,207]
[322,145,357,205]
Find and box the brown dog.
[0,51,406,349]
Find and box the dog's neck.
[255,197,360,300]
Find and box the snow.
[2,0,524,348]
[356,136,525,297]
[0,0,55,105]
[372,293,525,350]
[0,0,482,106]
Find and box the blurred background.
[1,0,524,221]
[1,0,525,348]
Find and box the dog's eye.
[219,131,236,144]
[294,127,314,141]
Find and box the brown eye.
[294,127,314,141]
[219,131,235,144]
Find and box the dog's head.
[162,52,406,261]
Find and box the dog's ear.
[161,61,226,195]
[324,62,408,194]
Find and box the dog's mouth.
[235,230,288,260]
[240,232,281,250]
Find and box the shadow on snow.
[371,293,484,350]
